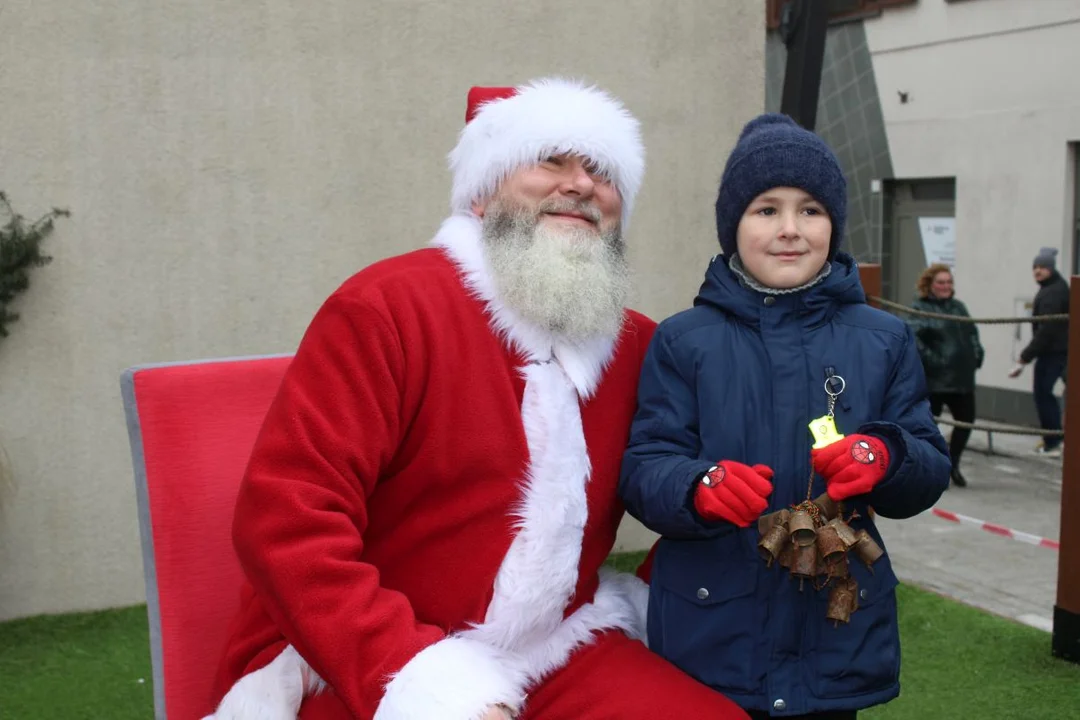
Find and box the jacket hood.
[694,251,866,325]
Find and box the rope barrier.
[865,298,1066,436]
[935,416,1064,438]
[869,296,1068,324]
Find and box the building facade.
[768,0,1080,425]
[0,1,764,620]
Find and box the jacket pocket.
[805,554,901,699]
[648,535,760,693]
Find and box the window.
[765,0,917,30]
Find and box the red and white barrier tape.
[931,508,1060,550]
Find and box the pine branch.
[0,191,70,339]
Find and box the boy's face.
[735,187,831,289]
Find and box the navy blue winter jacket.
[619,253,950,715]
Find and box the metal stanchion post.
[1053,276,1080,663]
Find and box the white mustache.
[537,200,602,225]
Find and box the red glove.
[812,434,891,502]
[693,461,775,528]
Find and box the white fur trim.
[468,361,590,653]
[593,567,650,644]
[449,77,645,228]
[208,573,649,719]
[202,645,325,720]
[433,214,620,399]
[373,636,528,720]
[509,567,653,685]
[464,364,647,685]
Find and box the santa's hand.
[693,461,774,527]
[812,434,891,501]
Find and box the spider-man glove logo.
[812,434,891,502]
[693,461,775,528]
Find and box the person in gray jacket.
[1009,247,1069,456]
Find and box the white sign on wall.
[1012,297,1033,364]
[918,217,956,269]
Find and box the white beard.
[481,201,630,344]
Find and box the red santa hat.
[448,78,645,227]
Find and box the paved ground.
[877,418,1065,632]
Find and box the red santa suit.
[205,79,748,720]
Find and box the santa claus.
[205,78,747,720]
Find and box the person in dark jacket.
[1009,247,1069,456]
[619,114,951,719]
[909,264,984,487]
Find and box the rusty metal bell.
[813,493,840,521]
[758,507,791,535]
[815,524,846,565]
[825,517,859,549]
[791,544,817,591]
[789,509,817,548]
[813,544,829,578]
[826,578,859,626]
[778,538,796,569]
[826,553,850,580]
[852,528,885,567]
[758,523,790,566]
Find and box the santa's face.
[471,153,622,236]
[475,157,630,343]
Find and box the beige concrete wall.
[864,0,1080,394]
[0,1,763,619]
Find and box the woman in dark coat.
[909,264,984,487]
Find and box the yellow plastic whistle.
[809,415,846,449]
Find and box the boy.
[619,114,950,719]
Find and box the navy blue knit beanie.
[715,113,847,259]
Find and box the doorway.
[882,177,956,303]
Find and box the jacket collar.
[694,251,866,327]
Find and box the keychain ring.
[824,375,846,396]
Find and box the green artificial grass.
[603,548,649,574]
[0,604,152,719]
[863,584,1080,719]
[1,551,1078,719]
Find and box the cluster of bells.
[756,493,884,626]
